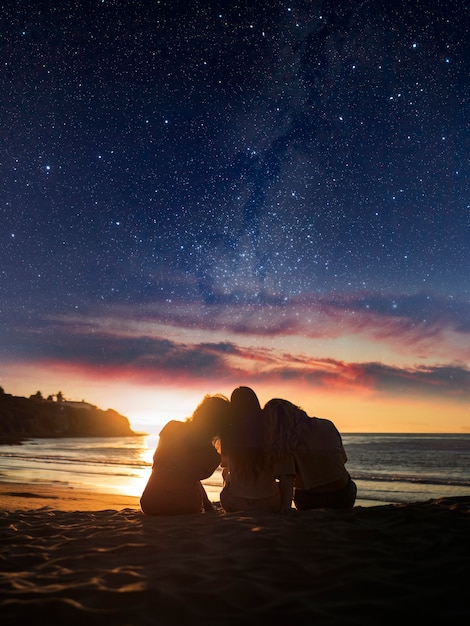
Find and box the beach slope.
[0,485,468,625]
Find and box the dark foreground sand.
[0,483,468,625]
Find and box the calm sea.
[0,433,468,507]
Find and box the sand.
[0,483,468,625]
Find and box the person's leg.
[141,475,203,515]
[220,487,280,512]
[294,478,357,510]
[199,481,214,511]
[293,488,326,510]
[343,478,357,507]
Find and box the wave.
[0,451,151,469]
[3,453,468,487]
[351,472,470,488]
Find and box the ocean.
[0,433,468,507]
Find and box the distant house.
[62,401,96,411]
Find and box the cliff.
[0,390,137,443]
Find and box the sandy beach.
[0,483,468,625]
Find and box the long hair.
[188,394,231,440]
[263,398,311,464]
[220,386,267,480]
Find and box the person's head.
[189,394,232,439]
[230,386,261,419]
[263,398,310,458]
[264,398,309,426]
[221,386,265,477]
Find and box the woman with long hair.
[140,395,231,515]
[219,387,294,513]
[263,398,357,510]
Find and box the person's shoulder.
[312,415,332,424]
[313,417,339,431]
[159,420,186,436]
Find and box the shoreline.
[0,481,389,511]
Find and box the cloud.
[4,316,469,400]
[323,292,470,334]
[1,287,469,400]
[132,291,470,338]
[249,358,470,400]
[4,288,468,346]
[71,291,469,364]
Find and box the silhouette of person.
[140,395,231,515]
[219,386,294,513]
[263,398,357,509]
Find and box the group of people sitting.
[140,386,357,516]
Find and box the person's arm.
[338,433,348,463]
[199,481,214,512]
[278,474,294,513]
[193,443,221,480]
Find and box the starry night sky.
[1,1,469,431]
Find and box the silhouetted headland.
[0,387,138,444]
